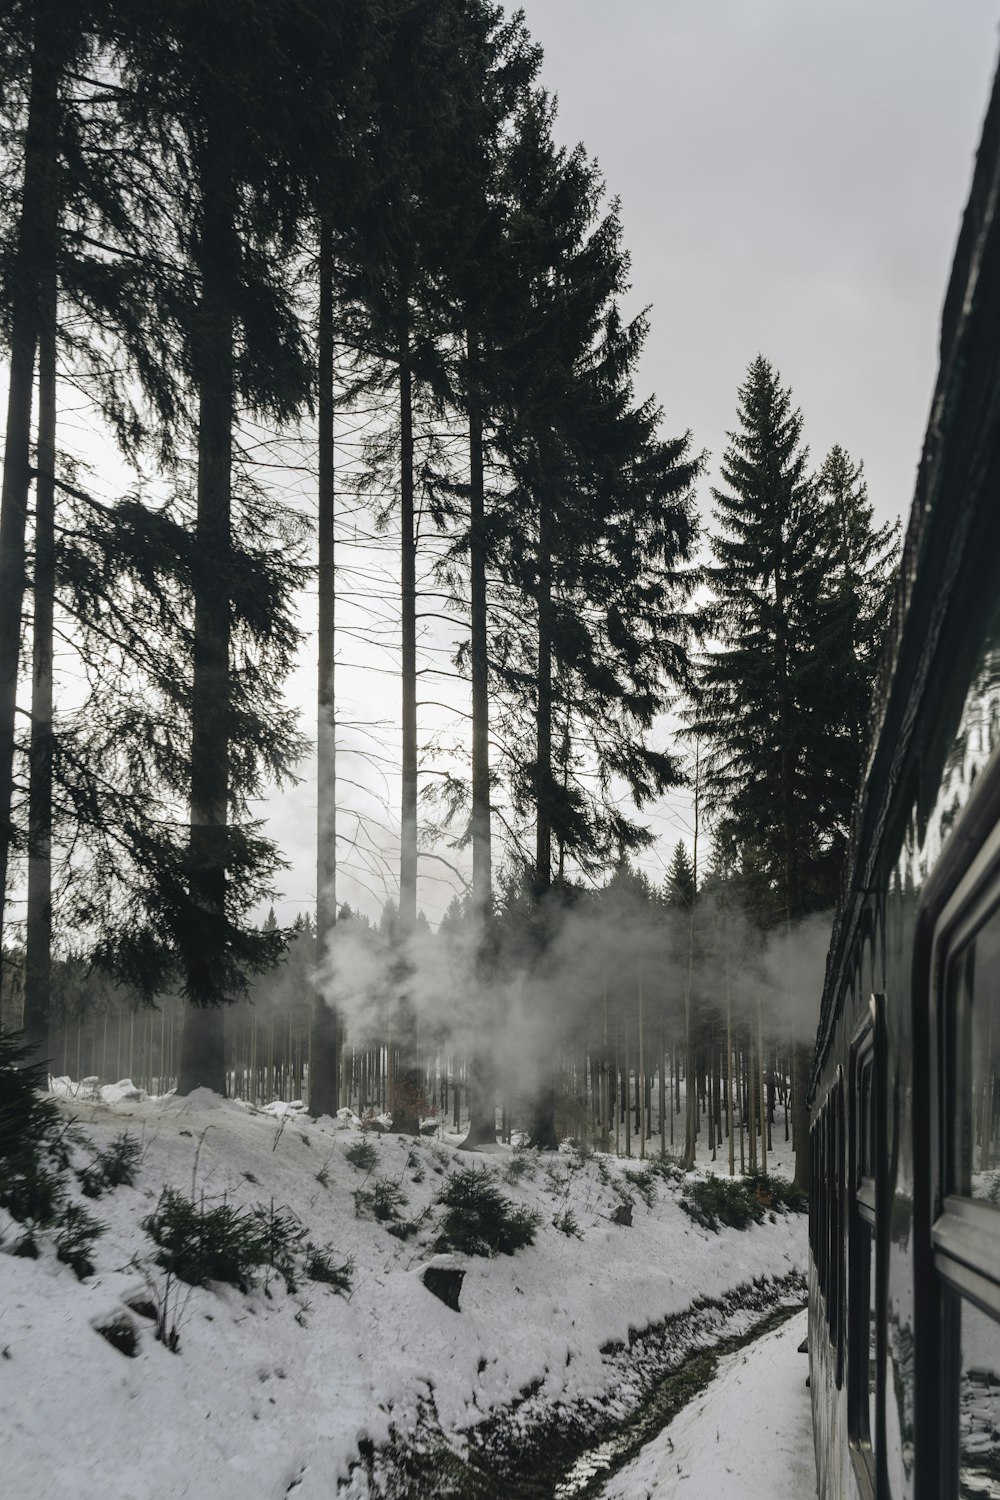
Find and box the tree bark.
[23,253,57,1063]
[775,549,810,1192]
[393,329,420,1134]
[460,324,496,1147]
[529,487,558,1150]
[311,210,340,1119]
[177,126,235,1097]
[399,342,418,929]
[0,9,60,982]
[682,746,699,1168]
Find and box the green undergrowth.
[433,1165,541,1257]
[678,1170,807,1232]
[141,1186,353,1296]
[0,1030,108,1276]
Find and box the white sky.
[262,3,1000,925]
[520,0,1000,533]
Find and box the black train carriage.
[809,54,1000,1500]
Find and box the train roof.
[810,55,1000,1099]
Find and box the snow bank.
[0,1083,808,1499]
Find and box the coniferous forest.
[11,5,993,1497]
[0,0,897,1198]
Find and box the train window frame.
[817,1100,828,1302]
[932,875,1000,1319]
[927,814,1000,1499]
[829,1071,846,1386]
[848,997,883,1499]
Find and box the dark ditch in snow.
[342,1268,807,1498]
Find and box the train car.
[808,56,1000,1500]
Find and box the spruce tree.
[111,0,313,1093]
[664,841,695,912]
[693,356,896,1189]
[804,444,898,896]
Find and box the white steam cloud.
[316,889,831,1099]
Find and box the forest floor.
[1,1079,810,1499]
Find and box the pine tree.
[109,0,313,1093]
[692,356,896,1189]
[804,444,898,896]
[694,355,822,924]
[664,841,695,912]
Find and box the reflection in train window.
[951,902,1000,1198]
[939,895,1000,1497]
[867,1230,877,1455]
[850,1014,877,1480]
[956,1296,1000,1498]
[832,1081,845,1376]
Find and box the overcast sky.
[277,4,1000,922]
[519,1,1000,527]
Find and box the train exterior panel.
[810,58,1000,1500]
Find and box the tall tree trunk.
[757,996,767,1173]
[535,490,553,893]
[399,341,418,929]
[23,257,56,1062]
[0,11,60,984]
[461,324,496,1147]
[311,210,340,1119]
[393,330,420,1134]
[529,488,558,1150]
[638,962,646,1159]
[682,745,699,1168]
[775,558,810,1193]
[727,986,735,1176]
[177,131,235,1097]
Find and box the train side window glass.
[949,904,1000,1197]
[956,1297,1000,1496]
[938,900,1000,1494]
[819,1104,828,1298]
[867,1230,877,1453]
[849,1010,878,1489]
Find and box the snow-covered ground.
[600,1307,815,1499]
[0,1079,810,1499]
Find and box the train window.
[950,904,1000,1196]
[956,1299,1000,1497]
[810,1122,818,1256]
[934,894,1000,1496]
[818,1103,828,1299]
[828,1078,845,1368]
[849,1001,880,1496]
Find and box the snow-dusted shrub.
[503,1147,538,1185]
[678,1176,765,1233]
[434,1166,541,1257]
[352,1175,407,1223]
[304,1243,354,1294]
[80,1132,142,1198]
[252,1200,308,1292]
[623,1165,657,1210]
[747,1172,808,1215]
[55,1202,106,1279]
[344,1137,380,1173]
[0,1030,106,1273]
[553,1207,582,1238]
[142,1188,274,1291]
[0,1030,63,1225]
[648,1154,684,1185]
